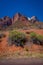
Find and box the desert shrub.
[30,32,43,45]
[30,32,36,38]
[36,35,43,45]
[37,35,43,40]
[8,30,27,47]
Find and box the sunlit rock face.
[13,13,28,22]
[28,17,31,20]
[31,16,39,23]
[13,13,21,22]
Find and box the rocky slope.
[0,13,43,30]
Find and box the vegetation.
[30,32,36,38]
[8,30,27,47]
[36,35,43,45]
[37,35,43,40]
[30,32,43,45]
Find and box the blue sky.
[0,0,43,21]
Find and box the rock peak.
[15,12,22,17]
[31,16,39,21]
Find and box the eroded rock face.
[0,16,12,30]
[0,12,43,30]
[12,13,29,27]
[31,16,39,23]
[13,13,21,22]
[12,13,28,22]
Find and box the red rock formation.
[0,12,43,30]
[0,16,12,30]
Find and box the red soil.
[0,29,43,54]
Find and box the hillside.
[0,29,43,59]
[0,13,43,30]
[0,13,43,59]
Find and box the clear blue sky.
[0,0,43,21]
